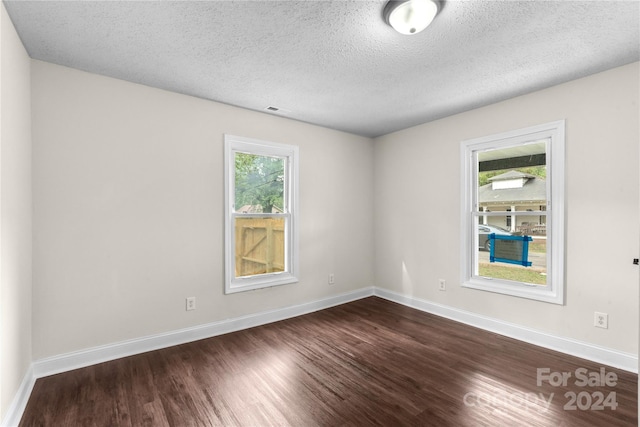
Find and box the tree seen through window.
[234,153,285,213]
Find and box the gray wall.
[0,4,32,420]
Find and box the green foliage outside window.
[234,153,285,213]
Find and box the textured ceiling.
[4,0,640,137]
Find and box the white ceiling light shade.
[384,0,441,35]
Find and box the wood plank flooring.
[20,297,637,426]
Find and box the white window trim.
[460,120,565,304]
[224,135,299,294]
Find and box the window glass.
[234,216,286,278]
[475,141,548,286]
[234,153,285,213]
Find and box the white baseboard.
[32,287,375,379]
[1,365,35,427]
[374,287,638,373]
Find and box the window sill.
[462,277,563,305]
[226,272,299,294]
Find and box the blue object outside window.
[489,233,533,267]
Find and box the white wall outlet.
[328,274,335,285]
[594,312,608,329]
[438,279,446,291]
[186,297,196,311]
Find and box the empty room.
[1,1,639,426]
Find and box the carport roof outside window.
[384,0,441,35]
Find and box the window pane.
[234,216,286,278]
[477,141,547,209]
[234,153,285,213]
[475,217,547,286]
[475,140,548,286]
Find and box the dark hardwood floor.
[20,297,637,426]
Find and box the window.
[461,121,565,304]
[224,135,299,294]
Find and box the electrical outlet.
[328,274,335,285]
[186,297,196,311]
[438,279,446,291]
[594,312,608,329]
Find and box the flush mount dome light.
[384,0,441,35]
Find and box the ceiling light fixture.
[384,0,441,35]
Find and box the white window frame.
[460,120,565,304]
[224,135,299,294]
